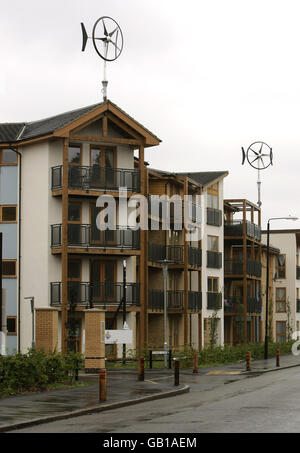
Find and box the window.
[68,201,81,222]
[276,255,286,279]
[208,277,218,293]
[276,288,286,313]
[68,260,81,280]
[207,194,218,209]
[68,145,81,165]
[208,236,218,252]
[276,321,286,343]
[0,149,17,165]
[2,260,17,278]
[0,206,17,222]
[7,317,17,335]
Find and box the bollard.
[246,351,252,371]
[174,359,180,386]
[99,368,107,402]
[276,349,280,367]
[168,349,172,369]
[193,352,198,374]
[149,350,153,369]
[138,357,145,381]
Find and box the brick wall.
[35,308,59,353]
[84,309,105,371]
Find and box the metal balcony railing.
[207,207,222,227]
[188,291,202,311]
[51,224,140,249]
[207,292,222,310]
[50,282,140,307]
[207,251,222,269]
[148,244,184,263]
[51,165,140,192]
[224,296,262,314]
[188,247,202,267]
[224,220,261,241]
[224,259,261,277]
[297,266,300,280]
[297,299,300,313]
[148,290,184,310]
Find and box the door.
[90,147,116,189]
[91,260,116,304]
[90,204,116,246]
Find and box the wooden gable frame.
[53,101,161,148]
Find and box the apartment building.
[224,199,262,345]
[147,169,228,350]
[0,146,19,354]
[0,101,160,367]
[261,229,300,343]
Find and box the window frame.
[208,276,219,293]
[276,287,286,313]
[0,148,18,166]
[276,321,286,344]
[6,316,17,335]
[0,205,17,223]
[208,235,219,252]
[68,144,82,166]
[276,254,286,279]
[2,260,17,278]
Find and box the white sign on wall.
[105,329,133,345]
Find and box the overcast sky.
[1,0,300,230]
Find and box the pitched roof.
[149,169,228,187]
[0,123,26,143]
[176,171,228,187]
[0,100,161,144]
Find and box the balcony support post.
[61,138,69,356]
[243,200,247,344]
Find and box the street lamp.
[24,297,35,349]
[158,259,172,367]
[265,216,298,359]
[122,258,127,365]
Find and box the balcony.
[50,282,140,307]
[148,290,184,310]
[188,291,202,311]
[224,259,262,278]
[148,244,184,264]
[297,299,300,313]
[148,290,202,311]
[207,208,222,227]
[188,247,202,267]
[51,224,140,250]
[207,292,222,310]
[297,266,300,280]
[51,165,140,193]
[224,297,262,314]
[148,196,201,225]
[224,220,261,241]
[207,251,222,269]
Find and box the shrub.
[0,349,84,395]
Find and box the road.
[11,367,300,433]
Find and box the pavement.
[1,352,300,433]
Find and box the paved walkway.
[0,352,299,432]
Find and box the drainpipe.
[9,147,22,353]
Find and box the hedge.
[0,349,84,396]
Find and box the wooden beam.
[107,112,144,141]
[69,134,142,146]
[102,114,108,137]
[61,138,69,356]
[183,178,189,345]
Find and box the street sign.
[105,329,133,345]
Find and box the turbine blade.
[109,27,118,37]
[241,147,246,165]
[249,147,258,155]
[102,19,108,36]
[81,22,88,52]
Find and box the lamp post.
[24,297,35,349]
[158,259,172,367]
[264,216,298,359]
[122,258,127,365]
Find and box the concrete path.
[1,352,299,432]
